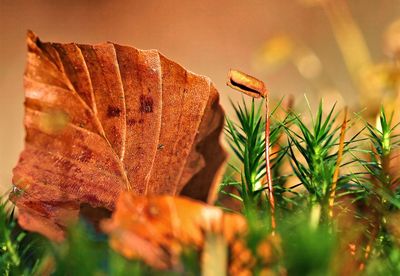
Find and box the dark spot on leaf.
[58,159,74,172]
[127,119,136,126]
[78,146,93,162]
[140,95,153,113]
[138,119,144,124]
[107,106,121,117]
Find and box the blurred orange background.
[1,0,399,193]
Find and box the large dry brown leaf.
[10,31,226,241]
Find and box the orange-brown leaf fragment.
[10,31,226,241]
[101,193,247,270]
